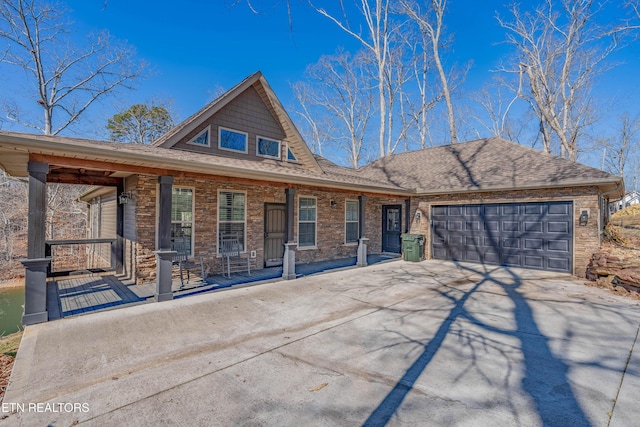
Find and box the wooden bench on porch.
[220,233,251,278]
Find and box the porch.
[47,254,400,320]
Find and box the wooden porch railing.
[45,238,117,277]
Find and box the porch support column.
[155,176,175,302]
[404,199,411,233]
[114,180,125,275]
[283,188,296,280]
[357,195,368,267]
[21,161,50,325]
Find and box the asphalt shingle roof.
[359,137,618,193]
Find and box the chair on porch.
[172,235,205,289]
[220,232,251,278]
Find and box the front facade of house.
[0,71,624,325]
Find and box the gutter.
[415,178,622,196]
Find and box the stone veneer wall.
[129,174,406,284]
[407,186,602,278]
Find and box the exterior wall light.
[330,199,337,209]
[579,210,588,226]
[119,192,131,205]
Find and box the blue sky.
[64,0,527,122]
[1,0,639,168]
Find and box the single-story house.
[610,191,639,213]
[0,71,623,325]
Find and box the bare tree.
[0,0,145,135]
[291,82,328,156]
[497,0,632,160]
[600,114,640,186]
[308,0,396,157]
[400,0,457,144]
[0,171,27,279]
[293,50,375,168]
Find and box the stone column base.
[357,238,369,267]
[155,250,177,302]
[20,257,51,325]
[282,243,297,280]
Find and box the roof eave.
[415,178,624,197]
[0,134,410,196]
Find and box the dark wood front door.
[382,205,402,253]
[264,203,286,267]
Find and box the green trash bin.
[401,234,424,262]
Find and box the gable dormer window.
[256,136,281,159]
[188,126,210,147]
[287,147,297,162]
[219,127,248,153]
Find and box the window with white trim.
[218,191,246,252]
[171,188,194,255]
[298,197,316,247]
[256,136,280,158]
[188,126,210,146]
[219,127,248,153]
[345,200,359,243]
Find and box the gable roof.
[360,137,622,196]
[152,71,321,172]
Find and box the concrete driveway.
[2,260,639,426]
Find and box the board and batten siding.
[88,190,117,269]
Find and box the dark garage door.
[431,202,573,273]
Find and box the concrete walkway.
[2,260,639,426]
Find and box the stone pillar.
[357,238,369,267]
[282,242,297,280]
[22,161,50,325]
[155,176,175,302]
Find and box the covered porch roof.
[0,130,411,195]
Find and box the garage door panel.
[466,220,480,231]
[465,206,481,215]
[431,201,572,273]
[502,205,520,215]
[548,239,570,252]
[548,221,569,233]
[502,221,520,232]
[449,220,463,231]
[485,205,500,216]
[448,234,463,246]
[432,206,448,216]
[484,221,499,231]
[502,253,521,266]
[503,238,520,248]
[524,255,544,268]
[465,236,481,247]
[548,203,570,215]
[524,238,543,250]
[548,257,570,271]
[524,221,543,232]
[449,206,463,215]
[525,204,544,215]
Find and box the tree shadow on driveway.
[363,262,594,427]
